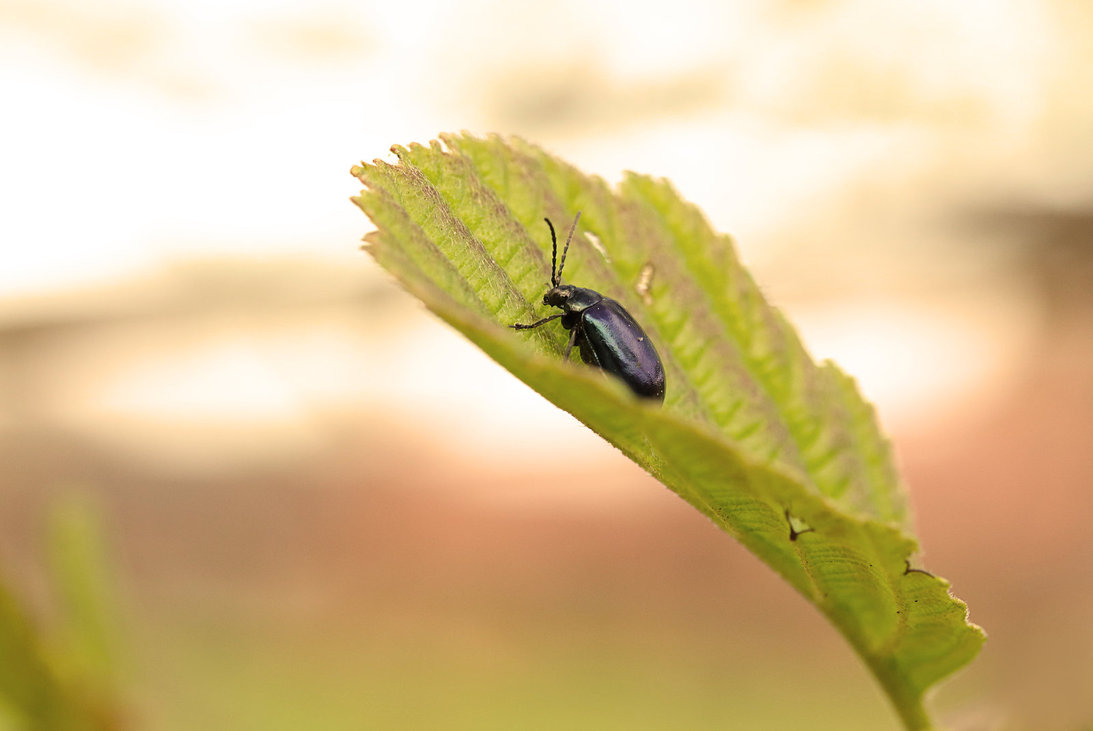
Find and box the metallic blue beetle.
[512,213,666,402]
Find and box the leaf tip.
[349,194,369,217]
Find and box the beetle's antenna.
[544,217,559,287]
[556,211,581,284]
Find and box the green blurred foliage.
[0,496,124,731]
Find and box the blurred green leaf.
[0,579,65,729]
[0,495,124,730]
[48,496,122,703]
[350,133,984,730]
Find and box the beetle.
[511,212,666,402]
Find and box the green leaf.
[350,133,984,730]
[0,496,123,730]
[47,496,123,702]
[0,578,65,729]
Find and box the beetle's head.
[543,285,574,308]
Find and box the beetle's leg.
[562,327,579,359]
[511,313,564,330]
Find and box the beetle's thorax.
[544,284,602,312]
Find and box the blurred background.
[2,1,1092,729]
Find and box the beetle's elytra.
[511,212,666,402]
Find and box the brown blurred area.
[2,2,1092,729]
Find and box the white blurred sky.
[1,0,1089,475]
